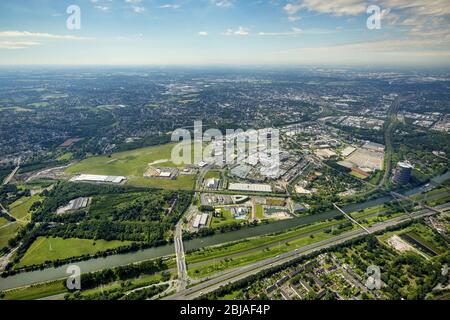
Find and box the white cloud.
[211,0,234,8]
[298,0,367,16]
[283,3,302,15]
[125,0,142,3]
[132,6,146,13]
[221,27,249,36]
[288,16,301,22]
[0,41,40,49]
[95,5,110,12]
[159,4,181,9]
[198,31,209,36]
[382,0,450,16]
[259,27,303,36]
[271,38,450,65]
[0,31,90,40]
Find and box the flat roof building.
[228,183,272,193]
[193,213,209,229]
[70,174,127,184]
[200,213,209,226]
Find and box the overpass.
[390,191,443,214]
[333,203,371,234]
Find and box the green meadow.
[65,143,198,190]
[16,237,134,268]
[0,217,9,228]
[10,194,43,222]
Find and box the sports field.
[65,143,197,190]
[16,237,133,268]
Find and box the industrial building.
[56,197,90,215]
[393,161,413,185]
[193,213,209,229]
[70,174,127,184]
[144,166,178,179]
[228,183,272,193]
[204,178,220,190]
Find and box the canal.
[1,171,448,291]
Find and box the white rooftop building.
[70,174,127,184]
[228,183,272,193]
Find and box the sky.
[0,0,449,66]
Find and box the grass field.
[65,143,197,190]
[16,237,134,268]
[0,222,21,250]
[0,217,9,228]
[204,170,221,180]
[2,280,67,300]
[255,204,264,220]
[57,152,73,161]
[210,208,249,228]
[10,194,42,222]
[210,209,235,228]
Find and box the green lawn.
[65,142,197,190]
[16,237,134,268]
[10,194,42,222]
[210,208,243,228]
[255,204,264,220]
[204,170,221,180]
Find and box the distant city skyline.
[0,0,449,66]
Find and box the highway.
[166,202,449,300]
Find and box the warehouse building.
[57,197,90,215]
[70,174,127,184]
[193,213,209,229]
[228,183,272,193]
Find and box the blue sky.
[0,0,449,66]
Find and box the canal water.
[1,171,448,291]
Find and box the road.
[166,202,449,300]
[174,164,211,291]
[2,166,20,186]
[380,97,401,188]
[174,222,189,291]
[0,243,21,272]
